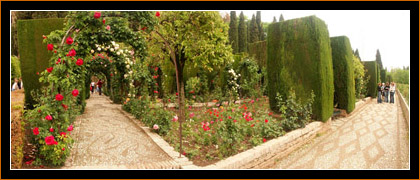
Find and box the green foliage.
[17,18,65,109]
[362,61,378,98]
[380,69,386,83]
[247,41,266,69]
[353,55,367,99]
[397,83,409,106]
[238,12,247,53]
[390,68,409,84]
[11,56,21,83]
[185,76,208,101]
[279,14,284,22]
[330,36,355,113]
[376,49,383,70]
[276,90,315,132]
[229,11,239,54]
[249,14,259,43]
[237,57,261,98]
[267,16,334,122]
[256,11,264,41]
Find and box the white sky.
[220,10,410,70]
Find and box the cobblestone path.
[271,95,409,169]
[63,93,177,169]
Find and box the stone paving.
[271,94,409,169]
[63,93,177,169]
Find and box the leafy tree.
[151,11,233,155]
[249,14,259,43]
[238,11,247,53]
[256,11,264,40]
[273,16,277,23]
[353,54,366,98]
[229,11,239,54]
[376,49,383,70]
[279,14,285,22]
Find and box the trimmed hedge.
[380,69,386,83]
[330,36,355,113]
[267,15,334,122]
[17,18,65,109]
[362,61,378,98]
[247,40,267,69]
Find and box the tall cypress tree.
[376,49,383,70]
[273,16,277,23]
[256,11,264,40]
[229,11,239,54]
[354,48,361,61]
[238,11,247,53]
[279,14,285,22]
[249,14,259,43]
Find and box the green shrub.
[353,55,367,99]
[267,15,334,122]
[237,57,261,98]
[380,69,386,83]
[247,40,267,69]
[362,61,378,98]
[11,56,21,84]
[17,18,65,109]
[330,36,355,113]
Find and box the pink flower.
[106,25,110,31]
[228,116,232,119]
[172,115,178,122]
[33,127,39,135]
[210,121,214,124]
[153,124,159,130]
[233,120,237,123]
[94,11,101,19]
[189,112,194,118]
[49,128,54,132]
[250,100,254,104]
[45,115,53,121]
[45,135,57,145]
[72,89,79,96]
[188,106,192,110]
[67,125,73,131]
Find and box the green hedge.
[330,36,355,113]
[11,56,21,85]
[17,18,65,109]
[247,40,267,69]
[267,15,334,122]
[380,69,386,83]
[362,61,378,98]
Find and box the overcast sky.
[220,10,410,70]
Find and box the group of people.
[377,82,396,104]
[90,79,103,95]
[11,78,23,91]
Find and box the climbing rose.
[102,18,106,24]
[153,124,159,130]
[33,127,39,135]
[155,11,160,17]
[66,37,73,45]
[72,89,79,97]
[55,94,64,101]
[94,11,101,19]
[49,128,54,132]
[45,135,57,145]
[67,125,74,131]
[76,59,83,66]
[47,44,54,51]
[46,67,53,73]
[45,115,53,121]
[68,49,76,56]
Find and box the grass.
[397,83,409,106]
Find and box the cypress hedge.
[267,15,334,122]
[362,61,378,98]
[330,36,355,113]
[17,18,65,109]
[380,69,386,83]
[247,40,266,69]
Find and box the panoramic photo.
[10,10,410,170]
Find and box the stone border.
[353,97,372,114]
[396,89,409,126]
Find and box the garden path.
[63,93,179,169]
[271,94,409,169]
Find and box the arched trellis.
[29,11,157,165]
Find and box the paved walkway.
[63,93,178,169]
[271,95,409,169]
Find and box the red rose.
[47,44,54,51]
[55,94,64,101]
[94,11,101,19]
[76,59,83,66]
[176,92,178,96]
[154,90,158,94]
[38,109,41,113]
[72,89,79,96]
[67,125,73,131]
[263,138,267,143]
[33,127,39,135]
[155,11,160,17]
[68,49,76,57]
[49,128,54,132]
[42,35,47,39]
[45,135,57,145]
[46,67,53,73]
[45,115,53,121]
[110,73,113,77]
[25,160,33,165]
[154,67,158,71]
[61,104,68,110]
[141,26,147,31]
[66,37,73,45]
[102,18,106,24]
[265,119,268,123]
[233,120,237,123]
[54,50,57,53]
[60,132,66,137]
[62,147,65,151]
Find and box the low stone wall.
[353,97,371,114]
[396,89,409,126]
[201,118,331,169]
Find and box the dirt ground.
[11,89,25,169]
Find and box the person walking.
[11,78,18,91]
[97,79,103,95]
[384,82,390,103]
[381,83,385,102]
[389,82,396,104]
[90,81,95,94]
[377,83,382,103]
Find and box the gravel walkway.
[63,93,176,169]
[271,94,409,169]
